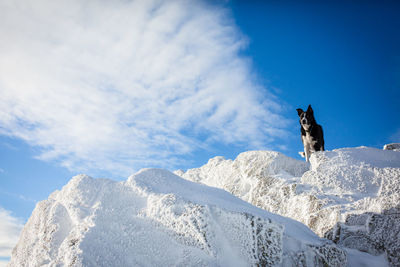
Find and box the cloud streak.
[0,0,289,175]
[0,207,23,260]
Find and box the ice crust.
[10,169,346,267]
[177,147,400,266]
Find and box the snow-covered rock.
[383,143,400,151]
[325,206,400,267]
[177,147,400,266]
[10,169,346,267]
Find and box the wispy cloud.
[0,0,289,175]
[0,207,24,261]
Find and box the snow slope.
[176,147,400,266]
[10,169,346,267]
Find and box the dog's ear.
[307,105,313,113]
[296,108,303,116]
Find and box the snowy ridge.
[10,169,347,267]
[176,146,400,266]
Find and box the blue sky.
[0,0,399,262]
[230,0,400,149]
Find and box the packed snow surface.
[10,169,346,266]
[177,146,400,266]
[10,146,398,266]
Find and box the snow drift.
[10,169,346,267]
[10,145,399,266]
[176,146,400,266]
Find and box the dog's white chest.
[303,132,317,151]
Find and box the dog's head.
[296,105,315,131]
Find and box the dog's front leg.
[304,146,310,162]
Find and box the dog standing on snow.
[296,105,324,162]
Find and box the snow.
[177,146,400,266]
[346,248,389,267]
[383,143,400,151]
[10,145,399,266]
[10,169,346,266]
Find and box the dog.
[296,105,324,162]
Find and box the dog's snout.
[302,119,307,124]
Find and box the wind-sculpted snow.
[383,143,400,151]
[177,147,400,266]
[326,206,400,267]
[10,169,346,266]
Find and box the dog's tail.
[298,151,305,158]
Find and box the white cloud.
[0,207,24,261]
[0,0,289,175]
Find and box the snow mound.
[176,151,309,203]
[10,169,346,267]
[305,147,400,198]
[383,143,400,151]
[177,147,400,266]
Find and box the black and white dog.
[296,105,324,162]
